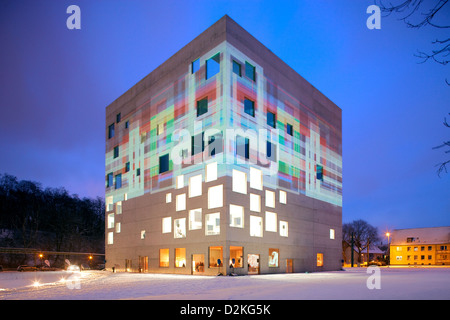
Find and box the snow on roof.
[391,226,450,245]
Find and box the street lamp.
[385,232,391,267]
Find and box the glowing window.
[159,249,169,267]
[115,222,121,233]
[265,190,275,208]
[189,208,202,230]
[265,211,277,232]
[209,246,223,267]
[166,193,172,203]
[205,162,217,182]
[162,217,171,233]
[230,204,244,228]
[206,53,220,79]
[175,248,186,268]
[106,196,113,211]
[330,229,335,240]
[250,215,263,237]
[249,167,262,190]
[176,175,184,189]
[230,246,243,268]
[107,213,114,229]
[174,218,186,239]
[107,232,113,245]
[176,193,186,211]
[280,221,288,237]
[140,230,146,239]
[189,174,202,198]
[269,248,279,268]
[206,212,220,236]
[232,169,247,194]
[208,185,223,209]
[317,253,324,267]
[279,190,287,204]
[250,193,261,212]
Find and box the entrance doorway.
[139,256,148,272]
[248,254,260,274]
[286,259,294,273]
[192,254,205,274]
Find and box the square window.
[244,98,255,117]
[205,212,220,236]
[175,248,186,268]
[279,190,287,204]
[159,154,169,174]
[115,174,122,189]
[192,58,200,74]
[197,98,208,117]
[162,217,172,233]
[232,60,241,76]
[250,193,261,212]
[108,123,115,139]
[330,228,335,240]
[189,174,202,198]
[249,167,262,190]
[176,175,184,189]
[265,190,275,208]
[280,221,288,237]
[208,185,223,209]
[230,204,244,228]
[250,215,263,237]
[166,193,172,203]
[245,61,255,81]
[176,193,186,211]
[174,218,186,238]
[265,211,277,232]
[232,169,247,194]
[113,146,119,158]
[267,111,276,128]
[287,123,293,136]
[189,208,202,230]
[206,53,220,79]
[160,249,169,267]
[206,162,217,182]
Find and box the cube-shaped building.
[105,15,342,275]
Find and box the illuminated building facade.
[390,227,450,266]
[105,16,342,274]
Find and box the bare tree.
[342,220,380,264]
[433,113,450,176]
[377,0,450,84]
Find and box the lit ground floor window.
[230,246,243,268]
[175,248,186,268]
[209,246,223,267]
[160,248,169,267]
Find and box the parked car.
[67,265,80,272]
[17,265,37,272]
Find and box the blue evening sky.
[0,0,448,234]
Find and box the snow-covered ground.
[1,267,449,300]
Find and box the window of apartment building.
[205,162,217,182]
[232,169,247,194]
[162,217,171,233]
[107,232,113,245]
[140,230,146,239]
[230,204,244,228]
[159,154,169,174]
[206,53,220,79]
[428,255,432,260]
[232,60,241,77]
[189,208,202,230]
[245,61,255,81]
[244,98,255,117]
[107,213,114,229]
[236,135,250,159]
[116,113,121,123]
[106,196,113,212]
[160,249,169,267]
[166,193,172,203]
[317,253,324,267]
[265,211,277,232]
[115,174,122,189]
[116,201,122,214]
[108,123,115,139]
[267,111,276,128]
[280,221,288,237]
[189,174,202,198]
[176,175,184,189]
[174,218,186,239]
[230,246,243,268]
[265,190,275,208]
[205,212,220,236]
[209,246,223,267]
[116,222,121,233]
[192,58,200,74]
[330,228,335,240]
[250,193,261,212]
[106,173,113,188]
[113,146,119,158]
[250,215,263,237]
[175,248,186,268]
[197,98,208,117]
[279,190,287,204]
[208,185,223,209]
[286,123,293,136]
[269,248,279,268]
[249,167,262,190]
[176,193,186,211]
[428,246,433,251]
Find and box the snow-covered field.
[1,267,449,300]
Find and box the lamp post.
[386,232,391,267]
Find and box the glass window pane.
[175,248,186,268]
[206,162,217,182]
[250,215,263,237]
[176,193,186,211]
[189,174,202,198]
[174,218,186,238]
[162,217,171,233]
[192,58,200,73]
[206,212,220,235]
[159,249,169,267]
[232,169,247,194]
[250,167,262,190]
[230,246,243,268]
[250,193,261,212]
[230,204,244,228]
[159,154,169,174]
[209,246,223,267]
[265,190,275,208]
[280,221,288,237]
[267,111,276,128]
[265,211,277,232]
[197,98,208,117]
[206,53,220,79]
[189,208,202,230]
[208,185,223,209]
[279,190,287,204]
[245,61,255,81]
[232,60,241,76]
[107,213,114,229]
[244,98,255,117]
[176,175,184,189]
[269,248,279,268]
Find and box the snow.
[1,267,450,300]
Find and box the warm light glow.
[33,281,40,287]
